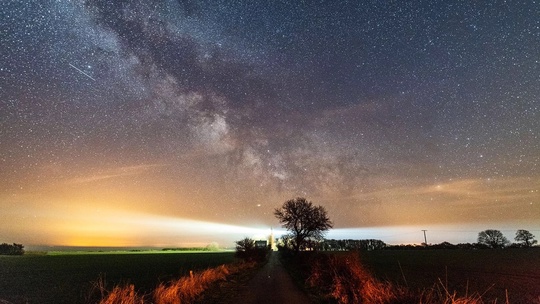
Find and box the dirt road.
[228,252,311,304]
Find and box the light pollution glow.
[1,172,538,248]
[3,204,272,248]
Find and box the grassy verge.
[193,258,266,304]
[97,261,257,304]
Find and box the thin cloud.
[67,164,167,184]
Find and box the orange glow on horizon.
[28,205,273,247]
[1,174,538,247]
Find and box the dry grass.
[99,284,145,304]
[97,262,254,304]
[412,280,487,304]
[306,252,505,304]
[390,275,490,304]
[153,265,230,304]
[307,253,395,304]
[92,275,146,304]
[360,249,540,303]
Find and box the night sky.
[1,0,539,247]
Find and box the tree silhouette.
[477,229,509,249]
[235,237,268,262]
[514,229,537,247]
[0,243,24,255]
[274,197,333,253]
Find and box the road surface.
[228,252,312,304]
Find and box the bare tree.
[274,197,333,253]
[515,229,537,247]
[477,229,509,249]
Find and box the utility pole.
[421,230,428,246]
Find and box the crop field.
[0,250,236,304]
[360,248,540,303]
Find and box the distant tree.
[0,243,24,255]
[514,229,537,247]
[477,229,509,249]
[274,197,333,253]
[205,242,220,251]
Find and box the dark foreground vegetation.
[234,237,272,262]
[280,248,540,303]
[97,260,257,304]
[0,251,236,304]
[2,246,539,303]
[362,248,540,303]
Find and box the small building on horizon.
[255,240,268,249]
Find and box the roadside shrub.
[235,237,269,262]
[0,243,24,255]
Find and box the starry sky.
[1,0,539,247]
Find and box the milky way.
[1,0,539,246]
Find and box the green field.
[0,251,236,304]
[360,249,540,303]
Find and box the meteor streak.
[69,63,96,81]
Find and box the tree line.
[316,239,387,251]
[476,228,537,248]
[317,229,537,251]
[236,198,538,258]
[0,243,25,255]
